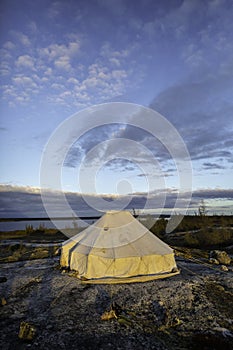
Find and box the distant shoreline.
[0,216,102,222]
[0,214,232,222]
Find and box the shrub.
[150,218,168,237]
[37,223,46,232]
[184,228,233,247]
[25,224,34,234]
[184,233,199,247]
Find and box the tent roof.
[63,210,173,256]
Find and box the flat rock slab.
[0,257,233,350]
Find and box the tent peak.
[104,210,134,217]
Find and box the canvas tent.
[60,211,179,283]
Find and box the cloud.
[137,172,172,178]
[150,63,233,166]
[39,42,80,62]
[1,0,154,111]
[27,21,38,34]
[8,75,40,103]
[1,27,135,109]
[109,57,121,67]
[13,75,36,87]
[64,125,144,170]
[1,0,232,164]
[3,41,16,50]
[10,31,31,46]
[67,77,79,85]
[1,185,233,218]
[54,55,71,71]
[105,159,137,172]
[64,124,118,168]
[63,113,188,179]
[15,55,35,69]
[0,185,41,194]
[192,188,233,200]
[37,41,80,74]
[0,185,143,218]
[202,162,226,170]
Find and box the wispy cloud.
[202,162,226,170]
[10,31,31,47]
[150,65,233,166]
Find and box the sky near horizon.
[0,0,233,215]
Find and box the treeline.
[150,215,233,248]
[176,215,233,232]
[150,215,233,236]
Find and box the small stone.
[220,265,228,271]
[209,258,219,265]
[18,322,36,341]
[101,309,117,321]
[207,315,214,320]
[1,297,7,306]
[55,248,61,256]
[34,277,42,283]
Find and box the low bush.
[184,228,233,247]
[150,218,168,237]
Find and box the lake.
[0,219,94,232]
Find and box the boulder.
[209,250,231,265]
[221,265,228,271]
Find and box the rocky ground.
[0,248,233,350]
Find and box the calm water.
[0,219,93,232]
[0,212,165,232]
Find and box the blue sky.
[0,0,233,216]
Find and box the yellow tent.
[60,211,179,283]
